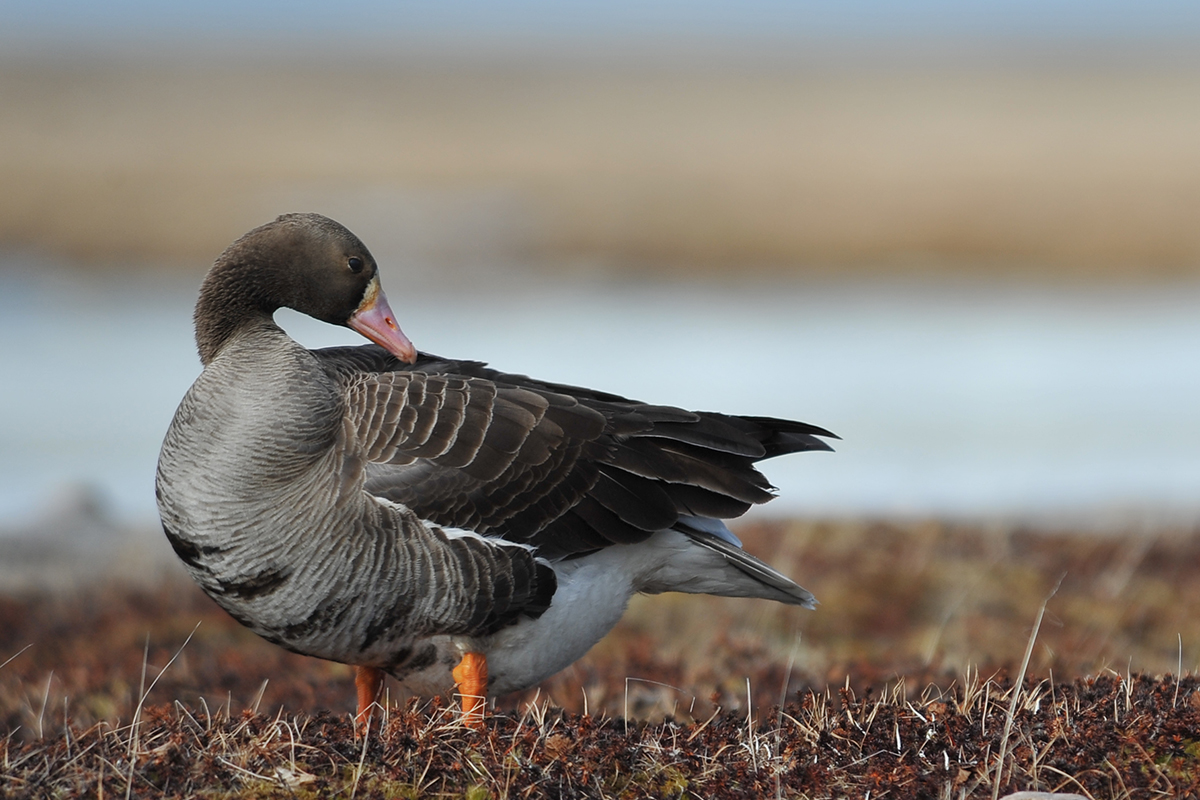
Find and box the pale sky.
[5,0,1200,46]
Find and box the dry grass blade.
[123,622,201,800]
[1174,633,1183,710]
[34,672,52,739]
[992,575,1063,800]
[0,645,33,673]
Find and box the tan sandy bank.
[2,55,1199,277]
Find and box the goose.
[156,213,835,728]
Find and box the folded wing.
[321,347,836,560]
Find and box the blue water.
[1,262,1198,528]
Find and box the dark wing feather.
[318,346,836,559]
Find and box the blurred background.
[2,1,1200,574]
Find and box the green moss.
[655,765,690,798]
[192,782,294,799]
[1146,739,1200,783]
[606,763,691,800]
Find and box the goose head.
[194,213,417,366]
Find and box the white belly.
[391,528,788,697]
[395,546,641,696]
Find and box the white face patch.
[355,275,381,314]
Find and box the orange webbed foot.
[451,652,488,729]
[355,666,385,734]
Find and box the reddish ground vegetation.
[3,519,1200,797]
[3,675,1199,798]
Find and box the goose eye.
[347,257,364,274]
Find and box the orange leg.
[451,651,488,728]
[355,666,386,733]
